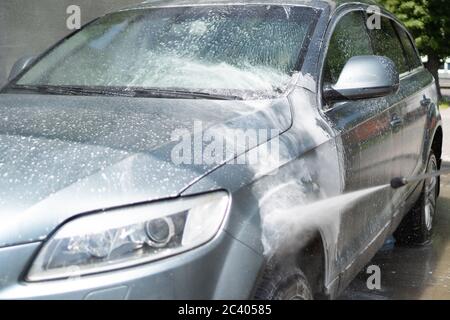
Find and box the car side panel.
[391,73,440,228]
[325,97,396,291]
[396,69,434,188]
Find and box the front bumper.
[0,231,263,299]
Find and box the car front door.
[321,9,399,289]
[366,15,412,214]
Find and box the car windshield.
[13,5,318,98]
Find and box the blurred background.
[378,0,449,104]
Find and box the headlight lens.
[27,192,229,281]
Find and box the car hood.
[0,93,291,247]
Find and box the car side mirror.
[323,55,400,103]
[8,55,37,82]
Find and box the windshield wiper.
[8,85,243,100]
[7,84,65,95]
[8,85,134,97]
[132,88,243,100]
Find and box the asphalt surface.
[340,99,450,300]
[440,89,450,161]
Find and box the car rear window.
[369,17,409,74]
[395,24,422,70]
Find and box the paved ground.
[340,101,450,300]
[440,90,450,162]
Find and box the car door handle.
[421,95,431,107]
[390,115,403,128]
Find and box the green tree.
[377,0,450,99]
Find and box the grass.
[441,96,450,109]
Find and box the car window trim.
[396,22,424,69]
[392,22,424,71]
[390,19,413,73]
[390,19,422,73]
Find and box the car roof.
[116,0,403,33]
[119,0,379,12]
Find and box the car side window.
[323,11,373,85]
[394,24,422,70]
[368,17,409,74]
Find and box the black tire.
[254,263,313,300]
[394,152,439,245]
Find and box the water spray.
[391,168,450,189]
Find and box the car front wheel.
[254,264,313,300]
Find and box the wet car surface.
[0,0,444,300]
[341,164,450,299]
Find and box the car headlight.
[27,192,229,281]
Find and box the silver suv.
[0,0,442,299]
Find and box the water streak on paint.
[262,184,390,256]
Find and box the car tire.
[394,152,439,245]
[254,263,313,300]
